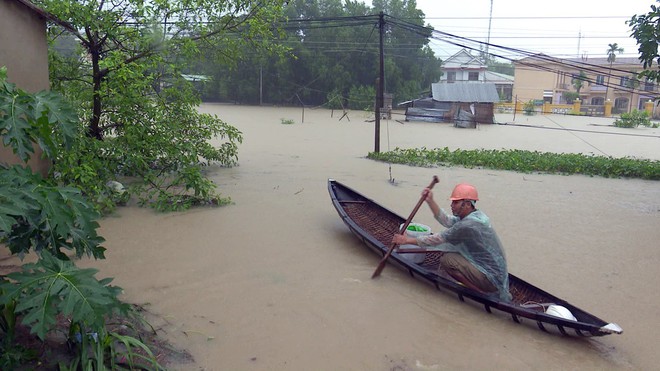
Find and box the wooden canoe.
[328,179,623,337]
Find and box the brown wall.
[0,0,50,92]
[0,0,51,176]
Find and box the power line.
[424,16,632,20]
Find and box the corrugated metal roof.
[431,83,500,103]
[484,71,514,83]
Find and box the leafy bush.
[348,85,375,111]
[368,147,660,180]
[0,166,105,260]
[0,252,127,340]
[48,35,243,212]
[50,84,243,212]
[0,68,162,369]
[0,68,77,163]
[522,100,536,115]
[614,109,652,128]
[325,88,344,110]
[564,91,579,104]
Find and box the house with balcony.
[440,49,487,83]
[439,48,513,101]
[512,54,659,115]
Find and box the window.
[591,97,605,105]
[596,75,605,85]
[447,71,456,83]
[615,98,628,109]
[644,81,655,91]
[620,76,629,87]
[468,72,479,81]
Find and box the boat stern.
[600,323,623,335]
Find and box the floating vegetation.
[368,147,660,180]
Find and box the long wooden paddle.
[371,175,439,278]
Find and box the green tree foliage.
[572,70,587,94]
[39,0,286,211]
[0,68,77,162]
[348,85,376,110]
[1,71,160,369]
[607,43,625,64]
[564,91,579,104]
[605,43,624,99]
[1,68,103,260]
[200,0,442,107]
[629,3,660,83]
[0,166,106,260]
[487,59,514,76]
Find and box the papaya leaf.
[33,90,79,150]
[0,99,33,162]
[2,252,124,340]
[0,165,105,258]
[0,73,79,163]
[0,214,17,234]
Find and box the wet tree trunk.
[87,29,103,140]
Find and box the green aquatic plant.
[368,147,659,180]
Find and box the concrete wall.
[0,0,51,176]
[512,63,558,104]
[0,0,50,92]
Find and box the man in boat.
[392,183,511,302]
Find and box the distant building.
[405,83,500,127]
[439,49,513,102]
[439,49,488,83]
[513,54,660,115]
[484,70,513,102]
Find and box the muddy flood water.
[55,105,660,369]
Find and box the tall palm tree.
[605,43,624,103]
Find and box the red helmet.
[450,183,479,201]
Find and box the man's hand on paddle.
[422,188,435,203]
[392,233,417,246]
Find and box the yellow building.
[513,54,659,116]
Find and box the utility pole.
[576,30,581,58]
[375,12,385,153]
[485,0,493,60]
